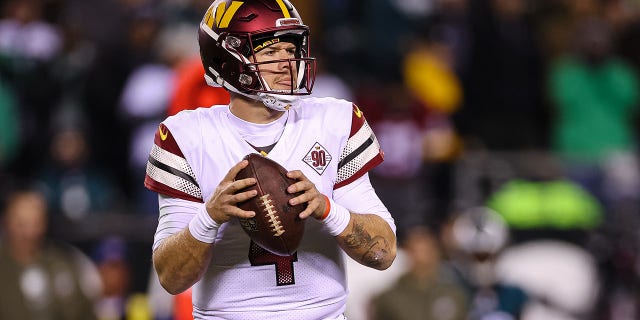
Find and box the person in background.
[167,55,230,117]
[93,237,133,320]
[548,17,640,314]
[442,207,529,320]
[0,0,64,176]
[37,124,121,220]
[0,181,101,320]
[369,224,468,320]
[548,16,640,215]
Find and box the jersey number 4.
[248,241,297,286]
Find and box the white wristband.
[322,197,351,236]
[188,204,220,243]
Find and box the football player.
[144,0,397,319]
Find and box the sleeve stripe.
[337,134,374,169]
[343,120,376,156]
[150,144,197,181]
[147,143,202,197]
[148,155,199,187]
[336,120,383,186]
[341,138,380,174]
[146,159,203,200]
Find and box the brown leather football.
[235,153,306,256]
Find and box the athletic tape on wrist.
[322,197,351,236]
[188,204,220,243]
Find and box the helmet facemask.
[236,29,315,110]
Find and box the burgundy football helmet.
[198,0,316,111]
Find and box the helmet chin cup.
[259,93,299,111]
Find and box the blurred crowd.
[0,0,640,319]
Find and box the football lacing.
[259,194,284,236]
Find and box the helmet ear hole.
[239,74,254,86]
[227,36,242,49]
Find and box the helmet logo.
[204,1,244,29]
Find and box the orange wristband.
[320,195,331,220]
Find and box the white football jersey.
[145,97,391,319]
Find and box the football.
[235,153,306,256]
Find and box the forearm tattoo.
[343,220,390,268]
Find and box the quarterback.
[144,0,397,319]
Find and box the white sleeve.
[152,194,202,251]
[332,173,396,234]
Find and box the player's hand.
[205,160,257,224]
[286,170,327,220]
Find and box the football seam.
[249,159,263,196]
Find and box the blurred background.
[0,0,639,319]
